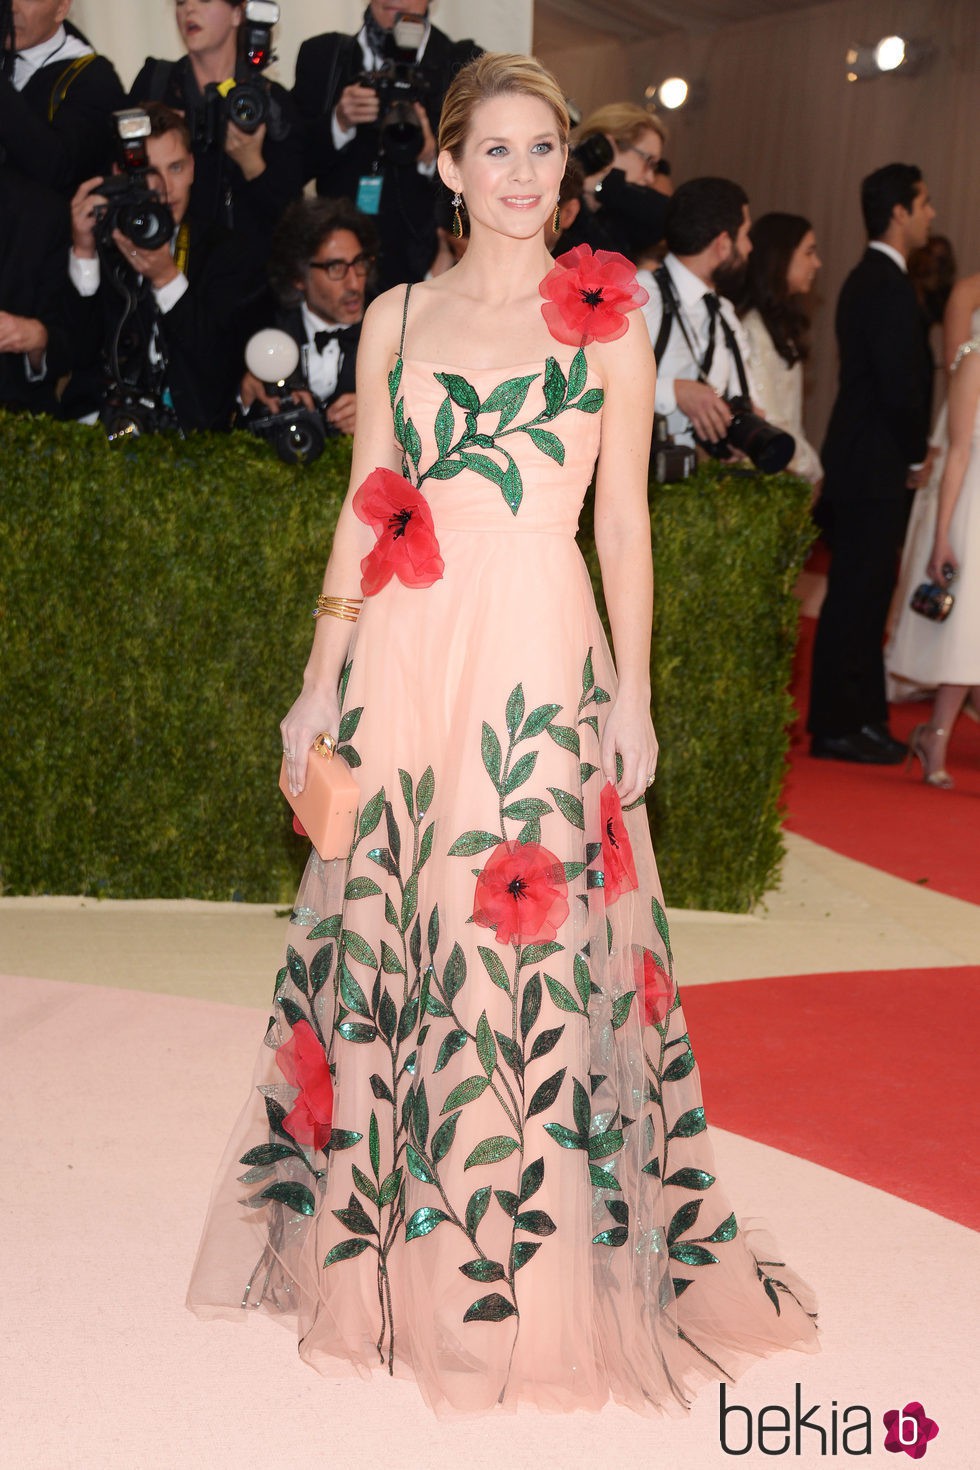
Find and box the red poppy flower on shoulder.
[632,946,675,1027]
[276,1018,334,1151]
[539,244,649,347]
[352,467,445,596]
[473,840,570,947]
[599,781,639,905]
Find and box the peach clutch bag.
[280,734,359,862]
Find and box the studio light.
[845,35,932,82]
[644,77,697,111]
[245,328,299,387]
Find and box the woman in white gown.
[886,309,980,785]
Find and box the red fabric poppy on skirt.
[539,244,649,347]
[600,781,640,905]
[276,1019,334,1151]
[352,467,445,596]
[473,840,570,946]
[632,947,675,1027]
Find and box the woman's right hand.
[280,683,342,795]
[926,537,958,587]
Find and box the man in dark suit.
[0,1,124,196]
[808,163,936,763]
[0,168,70,412]
[292,0,480,289]
[240,196,374,438]
[63,104,263,434]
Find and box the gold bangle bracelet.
[313,593,363,622]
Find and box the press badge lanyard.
[352,19,430,215]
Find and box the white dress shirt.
[300,302,354,401]
[868,240,908,273]
[11,25,92,91]
[330,21,436,178]
[637,253,759,447]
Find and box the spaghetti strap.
[398,283,413,359]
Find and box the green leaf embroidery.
[503,751,537,794]
[476,1012,496,1077]
[434,1027,468,1072]
[478,946,512,993]
[519,703,561,739]
[513,1209,555,1236]
[406,1144,436,1184]
[574,388,604,413]
[505,683,525,735]
[459,451,505,486]
[239,1142,296,1167]
[589,1164,621,1191]
[520,940,562,966]
[479,373,538,428]
[542,357,566,417]
[519,1157,544,1202]
[338,705,362,743]
[501,797,552,821]
[344,932,379,970]
[425,458,466,480]
[528,1024,563,1061]
[358,790,385,839]
[664,1168,716,1191]
[431,1110,461,1163]
[610,990,636,1029]
[667,1199,702,1245]
[544,1122,585,1150]
[465,1186,491,1235]
[464,1135,520,1169]
[544,974,581,1014]
[481,722,502,788]
[459,1258,506,1283]
[434,372,480,412]
[448,829,501,857]
[526,427,565,465]
[663,1049,695,1082]
[324,1237,372,1266]
[434,394,454,458]
[510,1241,541,1273]
[707,1212,739,1243]
[442,1075,490,1111]
[519,972,541,1038]
[546,723,580,755]
[463,1293,517,1323]
[500,455,523,515]
[547,787,585,829]
[669,1243,719,1267]
[526,1067,566,1118]
[345,876,382,901]
[388,358,403,406]
[406,1206,449,1241]
[567,348,588,399]
[668,1107,706,1140]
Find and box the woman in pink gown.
[187,53,818,1415]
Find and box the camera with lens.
[95,109,174,254]
[571,132,614,177]
[193,0,286,150]
[243,328,332,465]
[910,564,956,621]
[358,12,431,164]
[100,386,178,442]
[695,395,796,475]
[652,414,696,483]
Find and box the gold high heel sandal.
[907,723,955,789]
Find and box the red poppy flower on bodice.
[352,467,445,596]
[599,781,639,905]
[276,1019,334,1151]
[539,244,649,347]
[473,840,570,947]
[632,947,675,1027]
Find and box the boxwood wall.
[0,413,812,911]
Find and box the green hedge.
[0,413,811,910]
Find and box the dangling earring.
[451,192,463,240]
[552,199,562,233]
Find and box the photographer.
[0,167,70,412]
[240,197,375,441]
[567,103,669,264]
[292,2,480,289]
[62,103,261,434]
[637,176,760,453]
[129,0,303,248]
[0,1,124,196]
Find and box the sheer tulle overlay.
[187,350,818,1415]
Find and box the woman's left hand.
[927,538,958,586]
[600,690,659,807]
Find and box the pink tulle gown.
[187,285,818,1415]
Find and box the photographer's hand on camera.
[335,83,380,132]
[70,177,109,259]
[224,118,268,181]
[325,392,356,436]
[674,379,733,443]
[110,228,179,290]
[0,312,48,372]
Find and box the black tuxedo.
[62,220,264,433]
[277,306,360,408]
[0,24,124,196]
[292,25,480,288]
[0,170,70,412]
[809,247,934,738]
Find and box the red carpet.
[682,966,980,1229]
[784,613,980,905]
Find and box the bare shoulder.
[590,310,656,394]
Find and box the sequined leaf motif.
[588,1127,625,1160]
[544,1122,585,1150]
[481,721,503,787]
[501,797,552,822]
[458,451,505,486]
[567,348,588,399]
[664,1168,716,1191]
[663,1048,695,1082]
[345,877,382,901]
[459,1259,506,1282]
[479,373,538,429]
[611,990,636,1029]
[406,1145,436,1184]
[504,751,537,794]
[519,1157,544,1202]
[520,972,541,1037]
[352,1164,379,1205]
[286,945,308,995]
[513,1210,555,1236]
[528,1024,563,1061]
[574,388,604,414]
[589,1164,620,1190]
[448,829,501,857]
[707,1212,739,1243]
[505,683,525,735]
[434,1027,468,1072]
[434,394,455,458]
[667,1199,702,1245]
[403,418,422,469]
[338,706,363,743]
[668,1107,706,1139]
[240,1142,298,1168]
[388,358,403,407]
[442,1075,490,1111]
[434,372,480,413]
[652,895,674,977]
[542,357,567,417]
[500,454,523,515]
[464,1135,520,1169]
[511,1242,541,1272]
[256,1182,316,1216]
[669,1243,719,1266]
[547,786,585,829]
[521,940,562,966]
[425,458,466,480]
[466,1187,491,1234]
[544,975,582,1015]
[326,1129,362,1151]
[527,428,565,465]
[324,1237,373,1266]
[519,704,561,740]
[463,1293,517,1323]
[406,1206,449,1240]
[546,723,580,754]
[526,1067,566,1118]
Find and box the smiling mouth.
[501,196,541,207]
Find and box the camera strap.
[652,265,750,400]
[47,53,96,121]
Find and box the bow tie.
[313,327,348,353]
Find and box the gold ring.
[646,773,656,787]
[312,731,337,758]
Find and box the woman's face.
[441,93,566,243]
[786,229,821,295]
[613,126,663,189]
[175,0,241,58]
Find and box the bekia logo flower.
[883,1402,939,1458]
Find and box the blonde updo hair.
[438,53,570,160]
[578,102,668,150]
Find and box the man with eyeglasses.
[240,197,376,437]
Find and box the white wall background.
[71,1,532,93]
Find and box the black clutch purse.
[910,563,956,622]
